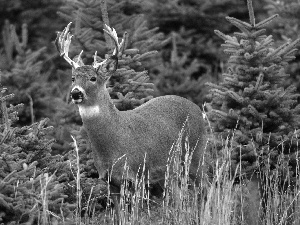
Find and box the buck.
[55,22,207,201]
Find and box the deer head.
[55,22,120,106]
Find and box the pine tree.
[153,31,211,105]
[139,0,269,106]
[265,0,300,93]
[0,87,71,224]
[206,0,300,179]
[0,0,63,49]
[0,20,59,125]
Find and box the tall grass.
[36,129,300,224]
[254,142,300,225]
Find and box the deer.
[55,22,207,209]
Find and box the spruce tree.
[153,31,211,105]
[0,20,58,125]
[0,0,63,49]
[141,0,269,105]
[206,0,300,179]
[265,0,300,93]
[0,87,71,224]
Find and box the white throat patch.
[78,105,101,118]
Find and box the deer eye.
[90,77,96,82]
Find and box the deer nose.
[70,88,83,100]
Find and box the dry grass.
[36,127,300,225]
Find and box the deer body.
[55,22,207,197]
[78,89,206,186]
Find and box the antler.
[93,24,121,70]
[103,24,120,56]
[55,22,80,69]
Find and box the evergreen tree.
[206,0,300,179]
[141,0,270,105]
[0,87,71,224]
[0,0,64,49]
[0,20,62,126]
[265,0,300,40]
[265,0,300,93]
[153,31,211,105]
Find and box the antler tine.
[93,51,102,69]
[93,51,98,64]
[55,22,80,69]
[93,25,121,71]
[75,50,84,64]
[103,24,120,57]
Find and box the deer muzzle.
[70,87,84,104]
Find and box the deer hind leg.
[110,179,138,224]
[108,183,120,224]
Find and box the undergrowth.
[1,85,300,224]
[61,122,300,225]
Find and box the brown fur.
[72,65,207,190]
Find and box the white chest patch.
[78,105,101,118]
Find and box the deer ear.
[94,55,118,81]
[107,55,118,72]
[103,57,118,81]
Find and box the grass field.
[37,124,300,225]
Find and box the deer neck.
[78,89,123,173]
[78,88,121,133]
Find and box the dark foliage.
[1,0,300,223]
[206,0,300,178]
[0,88,72,224]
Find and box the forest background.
[1,0,300,224]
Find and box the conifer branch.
[123,48,139,55]
[74,8,82,36]
[224,77,239,86]
[247,0,255,26]
[221,44,238,49]
[266,42,290,60]
[256,35,273,50]
[233,32,249,39]
[278,38,300,57]
[213,89,227,96]
[212,109,228,119]
[21,24,28,49]
[225,40,240,47]
[226,17,252,34]
[100,0,113,50]
[248,104,260,117]
[251,29,266,38]
[224,49,237,55]
[119,31,129,55]
[282,56,296,62]
[171,32,179,66]
[2,20,14,65]
[255,72,264,90]
[214,30,232,41]
[227,91,244,103]
[285,49,298,56]
[255,14,278,29]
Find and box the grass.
[33,127,300,225]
